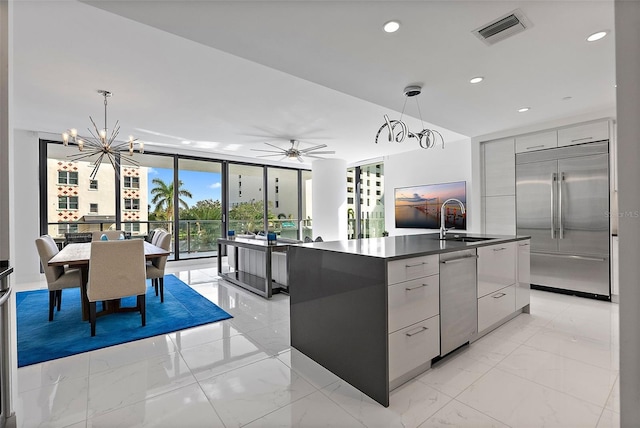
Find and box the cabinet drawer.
[388,255,439,285]
[477,242,516,297]
[389,316,440,382]
[515,131,558,153]
[388,275,439,333]
[558,121,609,147]
[478,285,516,332]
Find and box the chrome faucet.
[439,198,466,239]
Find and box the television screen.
[394,181,467,229]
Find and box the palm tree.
[150,178,193,223]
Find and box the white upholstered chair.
[91,230,126,241]
[87,239,147,336]
[35,235,82,321]
[146,231,171,303]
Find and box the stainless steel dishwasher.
[439,249,478,356]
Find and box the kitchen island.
[289,233,530,407]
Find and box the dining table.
[48,240,170,321]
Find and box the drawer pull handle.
[405,262,426,268]
[405,283,428,291]
[571,137,592,142]
[405,326,428,337]
[493,292,506,299]
[441,255,478,264]
[493,247,507,252]
[519,243,530,247]
[526,144,545,150]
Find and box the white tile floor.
[16,261,620,427]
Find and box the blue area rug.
[16,274,232,367]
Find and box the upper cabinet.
[557,120,610,148]
[483,138,515,196]
[515,130,558,153]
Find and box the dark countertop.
[296,233,530,260]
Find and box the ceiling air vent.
[473,9,531,46]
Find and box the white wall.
[312,158,347,241]
[384,139,475,236]
[12,130,40,284]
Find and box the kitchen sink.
[442,236,495,243]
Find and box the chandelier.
[62,90,144,179]
[375,85,445,150]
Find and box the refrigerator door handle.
[531,252,607,262]
[551,173,557,239]
[559,172,565,239]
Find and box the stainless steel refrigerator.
[516,141,610,298]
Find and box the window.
[367,189,370,196]
[58,171,78,185]
[275,186,279,194]
[89,203,98,213]
[376,190,381,196]
[124,198,140,210]
[275,201,279,208]
[89,180,98,190]
[376,181,381,186]
[58,223,78,234]
[58,196,78,210]
[123,176,140,189]
[347,177,353,183]
[123,223,140,232]
[348,197,354,204]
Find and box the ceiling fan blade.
[250,149,285,153]
[306,150,335,155]
[264,142,285,151]
[293,140,300,149]
[299,144,328,153]
[297,156,305,163]
[304,154,327,159]
[256,154,283,157]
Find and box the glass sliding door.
[301,170,312,240]
[177,158,223,258]
[347,167,357,239]
[267,167,299,240]
[127,153,175,257]
[359,162,385,238]
[228,164,265,235]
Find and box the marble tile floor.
[16,261,620,427]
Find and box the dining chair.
[91,230,127,241]
[35,235,82,321]
[146,231,171,303]
[87,239,147,336]
[151,228,168,246]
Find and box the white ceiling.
[12,0,615,166]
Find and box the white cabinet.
[483,138,515,196]
[477,242,516,298]
[387,254,439,285]
[478,285,516,332]
[389,316,440,382]
[388,275,439,333]
[516,240,531,310]
[558,120,610,147]
[484,196,516,235]
[515,130,558,153]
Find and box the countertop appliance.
[516,141,610,299]
[439,249,478,356]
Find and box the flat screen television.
[394,181,467,229]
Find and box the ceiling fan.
[251,139,335,163]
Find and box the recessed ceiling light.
[518,107,530,113]
[587,31,608,42]
[383,21,400,33]
[469,77,484,84]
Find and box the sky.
[147,167,222,208]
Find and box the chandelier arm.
[105,153,119,176]
[89,116,102,140]
[109,120,120,144]
[68,150,104,162]
[90,153,105,179]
